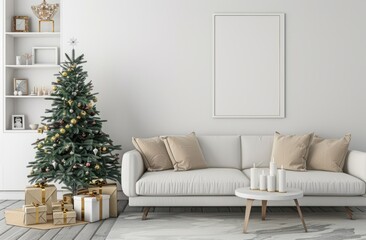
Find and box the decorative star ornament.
[68,37,79,48]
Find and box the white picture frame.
[213,13,285,118]
[12,115,25,130]
[32,47,59,65]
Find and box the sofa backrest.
[197,135,274,170]
[197,136,241,169]
[241,135,273,169]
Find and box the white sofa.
[122,135,366,211]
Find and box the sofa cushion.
[198,136,241,169]
[307,134,351,172]
[243,168,365,196]
[136,168,249,195]
[132,136,173,171]
[271,132,314,171]
[241,135,273,169]
[162,132,207,171]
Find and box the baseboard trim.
[0,190,128,200]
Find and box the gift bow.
[33,182,48,188]
[92,179,107,186]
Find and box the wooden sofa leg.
[345,206,353,220]
[142,207,151,220]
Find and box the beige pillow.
[307,134,351,172]
[271,132,314,171]
[132,137,173,171]
[162,132,207,171]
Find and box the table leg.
[243,199,254,233]
[261,200,268,220]
[294,199,307,232]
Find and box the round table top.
[235,187,303,201]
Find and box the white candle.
[278,165,286,193]
[259,170,267,191]
[250,163,259,190]
[269,157,277,177]
[267,175,276,192]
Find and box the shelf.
[5,32,61,38]
[4,129,38,133]
[6,65,59,69]
[5,95,55,99]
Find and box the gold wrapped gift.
[25,183,57,214]
[52,200,73,212]
[53,209,76,225]
[88,180,118,217]
[23,203,47,225]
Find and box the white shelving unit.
[3,0,61,132]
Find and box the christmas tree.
[28,42,121,196]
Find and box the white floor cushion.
[136,168,249,195]
[243,168,366,196]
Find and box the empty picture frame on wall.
[213,13,285,118]
[32,47,58,65]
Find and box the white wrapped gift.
[73,192,110,222]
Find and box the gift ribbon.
[32,202,40,224]
[63,209,68,224]
[58,200,67,210]
[34,182,47,204]
[91,179,107,194]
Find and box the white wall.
[1,0,366,192]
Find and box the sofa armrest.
[344,150,366,183]
[121,150,145,197]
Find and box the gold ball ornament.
[88,102,93,108]
[55,133,60,138]
[62,71,68,77]
[68,100,73,106]
[81,111,86,116]
[56,78,61,83]
[65,124,70,129]
[43,125,49,131]
[70,119,77,124]
[51,136,56,142]
[77,116,81,120]
[95,164,100,170]
[37,143,43,149]
[60,128,66,134]
[102,147,107,152]
[52,86,57,91]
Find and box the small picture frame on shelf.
[14,78,28,95]
[32,47,58,65]
[12,16,29,32]
[12,115,25,130]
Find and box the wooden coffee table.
[235,187,307,233]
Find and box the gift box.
[23,203,47,225]
[5,208,25,226]
[88,181,118,217]
[53,209,76,225]
[25,183,57,214]
[63,193,73,204]
[52,201,73,212]
[73,192,110,222]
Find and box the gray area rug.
[107,211,366,240]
